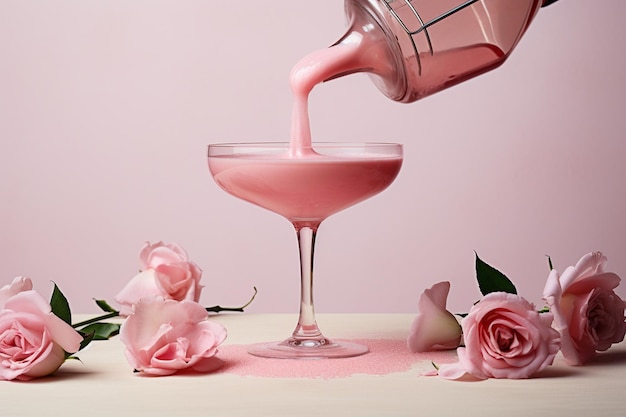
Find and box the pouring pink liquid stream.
[210,36,402,224]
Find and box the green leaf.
[77,330,95,353]
[94,299,117,313]
[475,252,517,296]
[78,322,121,341]
[50,282,72,325]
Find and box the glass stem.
[291,223,326,342]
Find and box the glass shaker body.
[342,0,544,102]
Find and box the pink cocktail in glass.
[208,142,402,358]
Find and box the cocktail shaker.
[336,0,558,102]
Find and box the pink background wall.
[1,0,625,314]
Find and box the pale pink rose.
[115,241,204,316]
[119,298,227,376]
[0,290,83,381]
[407,281,462,352]
[0,276,33,307]
[438,292,560,380]
[543,251,626,365]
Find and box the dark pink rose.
[119,298,227,376]
[543,251,626,365]
[0,283,83,381]
[407,281,462,352]
[115,241,204,316]
[439,292,560,380]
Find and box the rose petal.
[542,269,562,302]
[565,273,621,295]
[3,290,51,316]
[154,265,194,301]
[43,314,83,354]
[0,277,33,308]
[407,282,462,353]
[114,270,163,316]
[558,252,606,290]
[16,343,66,380]
[437,349,485,381]
[140,242,190,270]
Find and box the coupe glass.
[208,142,403,358]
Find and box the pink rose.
[0,285,83,381]
[119,298,227,376]
[407,281,462,352]
[115,241,204,316]
[439,292,560,380]
[543,251,626,365]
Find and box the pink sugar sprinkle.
[216,339,456,379]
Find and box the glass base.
[247,337,369,359]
